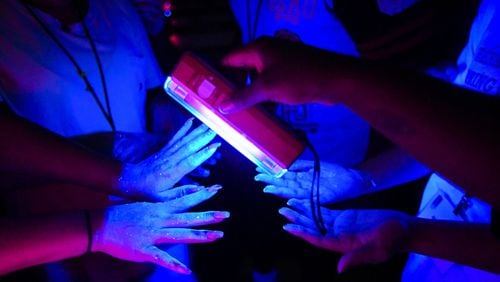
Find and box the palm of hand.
[280,199,410,272]
[256,160,368,204]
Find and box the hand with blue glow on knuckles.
[279,199,411,273]
[91,183,229,274]
[255,160,375,204]
[117,118,221,201]
[113,128,222,182]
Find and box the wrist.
[87,209,105,253]
[350,168,377,191]
[399,215,419,253]
[114,163,137,198]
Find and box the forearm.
[0,212,89,275]
[0,107,123,195]
[406,218,500,273]
[357,147,430,192]
[326,58,500,208]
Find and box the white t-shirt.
[403,0,500,280]
[0,0,163,137]
[230,0,369,166]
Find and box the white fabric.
[230,0,369,166]
[0,0,163,137]
[402,0,500,280]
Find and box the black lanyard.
[23,1,116,132]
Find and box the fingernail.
[207,184,223,192]
[208,231,224,240]
[278,207,287,215]
[174,262,192,275]
[214,211,230,219]
[208,142,221,151]
[263,186,273,193]
[219,102,233,114]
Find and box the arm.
[407,218,500,273]
[0,106,220,201]
[357,147,430,191]
[255,149,430,205]
[281,199,500,274]
[221,37,500,209]
[0,105,122,195]
[0,213,88,275]
[0,186,228,275]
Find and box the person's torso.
[0,0,162,137]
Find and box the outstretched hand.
[256,160,375,204]
[116,118,220,201]
[91,184,228,274]
[280,199,411,273]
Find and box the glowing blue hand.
[255,160,375,204]
[91,185,229,274]
[280,199,410,273]
[117,118,220,201]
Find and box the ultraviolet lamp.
[164,52,305,177]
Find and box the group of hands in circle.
[97,38,414,275]
[98,118,411,275]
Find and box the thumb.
[219,84,264,114]
[142,246,192,275]
[337,243,377,273]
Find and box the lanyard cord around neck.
[246,0,263,42]
[23,1,116,132]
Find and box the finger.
[337,244,377,273]
[219,84,265,114]
[254,173,301,188]
[162,211,230,227]
[156,185,205,201]
[155,228,224,244]
[142,246,192,274]
[288,159,315,171]
[287,199,341,221]
[286,198,313,216]
[263,185,309,199]
[204,151,222,165]
[278,207,316,229]
[174,143,221,175]
[171,124,214,153]
[256,166,266,174]
[283,224,342,252]
[189,166,211,178]
[168,129,217,161]
[221,45,264,72]
[163,184,223,213]
[166,117,194,147]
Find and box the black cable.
[76,0,115,132]
[296,130,327,235]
